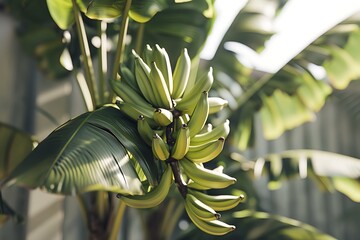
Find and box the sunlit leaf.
[46,0,75,30]
[0,123,34,180]
[1,106,158,195]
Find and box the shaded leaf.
[1,106,158,195]
[140,0,215,60]
[177,210,335,240]
[246,150,360,202]
[0,123,34,180]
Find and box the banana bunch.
[113,44,244,235]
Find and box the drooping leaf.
[46,0,75,30]
[1,106,158,195]
[140,0,215,60]
[85,0,125,20]
[177,210,335,240]
[323,30,360,89]
[129,0,169,23]
[246,150,360,202]
[0,123,34,180]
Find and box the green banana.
[187,91,209,138]
[149,61,173,109]
[152,133,170,161]
[153,44,173,94]
[137,115,154,145]
[198,123,213,134]
[180,158,236,189]
[119,166,173,208]
[119,66,139,92]
[186,137,225,163]
[171,124,190,160]
[185,193,220,221]
[188,188,245,211]
[190,120,230,146]
[172,48,191,99]
[186,207,235,236]
[153,108,173,126]
[208,97,228,114]
[175,68,214,113]
[133,52,158,106]
[117,101,154,120]
[187,180,211,190]
[111,80,152,110]
[142,44,153,66]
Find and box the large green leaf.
[46,0,75,30]
[1,106,158,195]
[139,0,215,60]
[209,0,360,150]
[243,150,360,202]
[177,210,335,240]
[0,123,34,180]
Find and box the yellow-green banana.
[153,108,173,126]
[152,133,170,161]
[185,193,220,221]
[172,48,191,99]
[171,124,190,160]
[112,80,152,111]
[153,44,173,94]
[149,61,173,109]
[187,91,209,138]
[137,115,154,145]
[190,120,230,146]
[176,68,214,113]
[180,158,236,189]
[186,137,225,163]
[117,101,154,120]
[119,166,173,208]
[186,208,235,236]
[208,97,228,114]
[133,52,158,106]
[188,189,245,211]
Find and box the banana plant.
[1,0,360,239]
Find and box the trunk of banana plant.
[87,192,112,240]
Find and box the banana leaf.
[242,150,360,202]
[45,0,170,29]
[177,210,335,240]
[209,0,360,150]
[138,0,215,61]
[0,123,35,180]
[0,105,158,195]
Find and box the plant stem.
[77,195,89,231]
[111,0,133,82]
[108,200,127,240]
[98,21,108,104]
[72,0,98,108]
[236,72,273,109]
[135,23,145,54]
[169,161,187,198]
[75,71,95,111]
